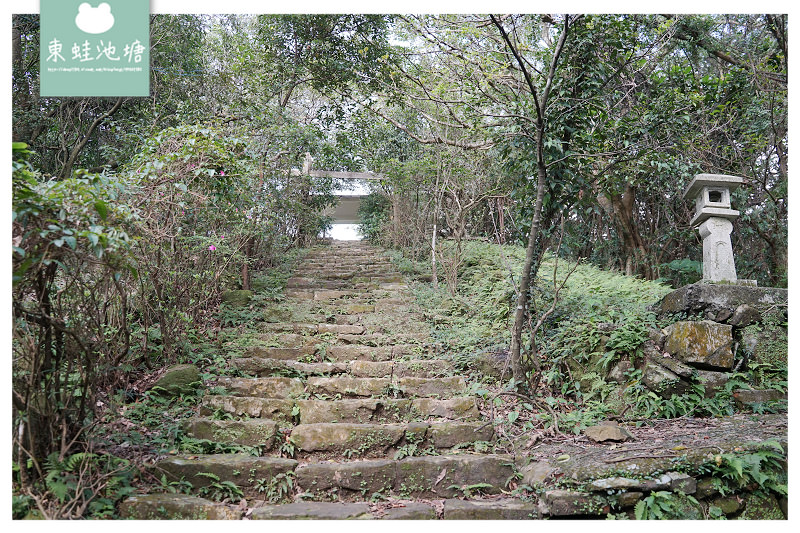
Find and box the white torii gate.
[291,154,384,236]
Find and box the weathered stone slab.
[655,283,787,316]
[244,346,316,360]
[428,421,494,448]
[250,502,372,520]
[183,418,277,448]
[200,396,294,420]
[296,459,396,495]
[395,455,514,498]
[520,461,557,488]
[328,345,393,362]
[215,377,304,398]
[410,397,480,420]
[664,320,734,370]
[342,303,375,315]
[290,423,405,453]
[642,358,691,398]
[314,290,356,300]
[232,357,347,377]
[306,376,390,397]
[298,398,386,424]
[443,498,540,520]
[119,493,238,520]
[284,289,315,300]
[733,388,787,406]
[542,490,609,516]
[318,324,365,335]
[396,376,466,398]
[155,454,297,494]
[379,502,436,519]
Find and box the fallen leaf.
[556,454,570,463]
[434,467,447,486]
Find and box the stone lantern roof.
[683,174,744,226]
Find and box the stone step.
[183,418,278,449]
[291,454,513,499]
[119,493,239,520]
[232,357,348,377]
[232,358,448,379]
[261,323,366,335]
[250,502,374,520]
[290,421,493,455]
[214,377,304,398]
[296,397,480,424]
[154,454,297,497]
[306,376,468,398]
[326,344,424,362]
[200,396,295,420]
[244,345,316,360]
[349,360,453,378]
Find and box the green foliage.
[702,440,787,497]
[39,452,137,519]
[634,491,700,520]
[255,471,295,503]
[196,472,244,502]
[357,192,392,243]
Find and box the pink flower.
[220,171,225,176]
[208,245,216,251]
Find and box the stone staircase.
[121,241,536,520]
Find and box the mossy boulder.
[221,289,253,308]
[663,320,734,370]
[151,364,201,397]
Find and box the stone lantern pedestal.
[682,174,756,286]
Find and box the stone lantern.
[682,174,755,286]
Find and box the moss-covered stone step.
[289,421,493,454]
[296,397,480,424]
[243,345,317,360]
[154,454,297,497]
[349,360,452,378]
[119,493,239,520]
[286,277,353,289]
[395,455,515,498]
[200,396,295,420]
[326,344,425,362]
[232,357,348,377]
[250,502,373,520]
[305,376,467,398]
[183,418,277,449]
[442,498,540,519]
[296,459,396,497]
[336,332,428,346]
[214,377,304,398]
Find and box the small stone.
[543,490,609,516]
[667,471,696,494]
[711,496,742,515]
[520,461,556,487]
[583,423,632,443]
[695,477,718,499]
[617,491,643,508]
[728,304,762,327]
